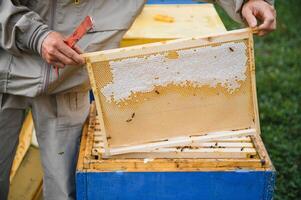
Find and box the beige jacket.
[0,0,274,97]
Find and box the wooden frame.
[84,28,259,157]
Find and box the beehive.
[77,104,275,200]
[76,28,275,199]
[77,1,275,198]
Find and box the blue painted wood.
[76,172,87,200]
[147,0,202,4]
[263,170,276,200]
[76,170,276,200]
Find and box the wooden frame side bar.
[83,28,252,63]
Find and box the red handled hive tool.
[54,16,94,77]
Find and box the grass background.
[215,1,301,199]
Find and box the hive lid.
[123,4,226,40]
[84,28,260,155]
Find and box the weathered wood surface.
[121,4,226,47]
[10,111,34,183]
[9,147,43,200]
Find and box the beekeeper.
[0,0,276,199]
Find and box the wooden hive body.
[77,104,275,199]
[77,3,275,199]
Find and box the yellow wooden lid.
[124,4,226,40]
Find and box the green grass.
[215,1,301,199]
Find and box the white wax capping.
[101,42,247,103]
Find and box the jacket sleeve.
[0,0,51,56]
[200,0,275,24]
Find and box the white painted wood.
[107,128,256,156]
[183,142,253,148]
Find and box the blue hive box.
[76,103,275,200]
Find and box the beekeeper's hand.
[41,32,85,68]
[242,0,276,36]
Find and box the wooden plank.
[121,4,226,47]
[110,152,254,159]
[92,142,253,148]
[251,134,274,168]
[121,147,256,153]
[210,137,251,142]
[109,147,256,159]
[10,111,34,183]
[124,4,226,39]
[77,119,89,171]
[87,158,265,172]
[248,30,262,136]
[84,103,98,168]
[94,142,256,159]
[8,147,43,200]
[83,28,251,62]
[31,180,43,200]
[85,63,110,156]
[102,129,256,156]
[189,142,253,148]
